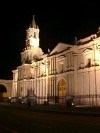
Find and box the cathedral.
[11,16,100,106]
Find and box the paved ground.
[0,103,100,133]
[1,102,100,116]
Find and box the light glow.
[29,36,38,47]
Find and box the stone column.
[73,52,78,95]
[50,58,52,75]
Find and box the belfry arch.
[57,78,66,103]
[0,80,12,102]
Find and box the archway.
[58,79,66,103]
[0,85,8,102]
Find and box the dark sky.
[0,1,100,79]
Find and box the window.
[34,32,36,38]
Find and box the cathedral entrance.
[0,85,8,102]
[58,79,66,103]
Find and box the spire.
[31,15,36,28]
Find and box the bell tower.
[21,15,44,65]
[26,15,39,48]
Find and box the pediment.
[83,48,93,54]
[50,42,72,55]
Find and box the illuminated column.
[39,79,41,98]
[51,58,52,74]
[65,76,67,96]
[48,77,50,95]
[39,62,40,77]
[45,78,46,95]
[37,78,40,103]
[50,77,51,96]
[50,57,52,75]
[54,57,56,74]
[52,57,54,74]
[68,53,70,70]
[50,77,52,96]
[53,57,55,73]
[54,56,56,98]
[56,77,58,96]
[43,78,45,101]
[52,77,54,96]
[71,52,73,69]
[43,77,46,99]
[69,74,72,95]
[66,54,68,71]
[68,75,71,96]
[93,43,97,105]
[24,80,26,96]
[31,79,33,92]
[81,49,84,67]
[36,78,37,95]
[36,79,39,96]
[45,77,47,100]
[53,76,56,96]
[88,70,91,105]
[32,79,35,95]
[49,58,50,75]
[68,75,71,95]
[45,77,47,96]
[32,79,36,94]
[52,57,53,73]
[34,79,36,94]
[39,78,41,95]
[69,52,71,70]
[42,78,44,100]
[41,78,43,97]
[52,77,54,97]
[73,52,78,95]
[23,80,25,96]
[67,54,69,70]
[70,52,72,69]
[53,57,54,74]
[51,77,53,101]
[38,78,41,103]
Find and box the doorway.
[58,79,66,103]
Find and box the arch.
[0,84,7,92]
[58,79,66,103]
[0,80,12,101]
[0,85,7,102]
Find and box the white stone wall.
[11,17,100,106]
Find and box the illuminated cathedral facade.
[11,16,100,106]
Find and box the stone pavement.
[17,103,100,117]
[31,104,100,116]
[1,102,100,116]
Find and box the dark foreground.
[0,103,100,133]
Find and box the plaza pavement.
[1,102,100,117]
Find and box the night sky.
[0,1,100,79]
